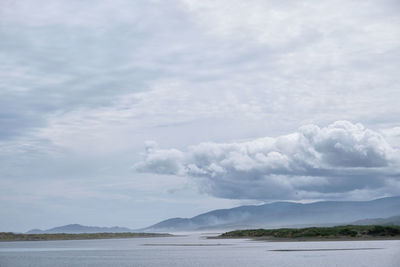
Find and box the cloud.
[1,0,400,145]
[1,0,400,231]
[135,121,400,200]
[0,0,192,140]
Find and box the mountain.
[143,196,400,232]
[26,224,135,234]
[351,215,400,226]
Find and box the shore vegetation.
[219,225,400,240]
[0,232,171,242]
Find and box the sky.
[0,0,400,232]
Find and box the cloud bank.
[135,121,400,200]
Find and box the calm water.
[1,234,399,267]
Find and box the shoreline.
[0,232,172,242]
[212,225,400,242]
[213,236,400,242]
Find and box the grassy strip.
[220,225,400,239]
[0,232,171,242]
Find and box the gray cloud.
[1,0,400,144]
[135,121,400,200]
[0,0,193,140]
[1,0,400,231]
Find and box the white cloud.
[135,121,400,200]
[1,0,400,231]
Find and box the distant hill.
[26,224,135,234]
[352,215,400,226]
[143,196,400,232]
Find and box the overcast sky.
[1,0,400,232]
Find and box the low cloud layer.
[135,121,400,200]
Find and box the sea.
[0,233,399,266]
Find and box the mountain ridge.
[143,196,400,232]
[25,196,400,234]
[26,224,135,234]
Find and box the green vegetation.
[220,225,400,240]
[0,232,171,242]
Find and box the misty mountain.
[144,196,400,232]
[26,224,135,234]
[351,215,400,226]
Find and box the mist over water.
[1,234,399,267]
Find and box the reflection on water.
[0,234,399,267]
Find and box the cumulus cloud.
[135,121,400,200]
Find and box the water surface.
[1,234,399,266]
